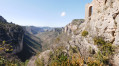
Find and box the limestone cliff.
[0,16,24,54]
[64,0,119,65]
[85,0,119,45]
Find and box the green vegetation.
[0,56,29,66]
[91,37,115,65]
[48,47,69,66]
[87,57,101,66]
[0,40,13,52]
[81,30,88,36]
[93,37,115,56]
[4,44,13,52]
[93,37,105,46]
[55,37,61,43]
[35,46,84,66]
[49,53,68,66]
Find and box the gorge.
[1,0,119,66]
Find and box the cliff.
[30,0,119,66]
[0,16,24,54]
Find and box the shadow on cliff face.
[16,41,35,62]
[16,34,42,62]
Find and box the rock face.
[64,19,84,35]
[0,16,24,54]
[0,16,7,22]
[64,0,119,65]
[85,0,119,45]
[65,0,119,60]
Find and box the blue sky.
[0,0,92,27]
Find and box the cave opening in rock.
[105,0,107,4]
[89,6,93,17]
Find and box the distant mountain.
[23,26,55,35]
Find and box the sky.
[0,0,92,27]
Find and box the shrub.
[93,37,106,46]
[0,56,25,66]
[81,30,88,36]
[95,51,109,65]
[87,57,101,66]
[93,37,115,65]
[48,47,84,66]
[50,53,84,66]
[93,37,115,56]
[2,40,5,45]
[70,54,84,66]
[100,43,115,56]
[55,37,60,43]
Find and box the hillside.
[0,16,24,54]
[23,26,55,35]
[0,16,43,65]
[35,28,62,51]
[0,16,25,65]
[23,26,63,51]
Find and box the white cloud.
[61,12,66,17]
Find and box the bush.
[87,57,101,66]
[93,37,115,56]
[81,30,88,36]
[100,43,115,56]
[93,37,115,65]
[48,47,84,66]
[0,56,25,66]
[93,37,106,46]
[55,37,60,43]
[95,51,109,65]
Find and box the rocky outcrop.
[0,16,7,22]
[0,16,24,54]
[64,19,84,35]
[84,0,119,45]
[64,0,119,65]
